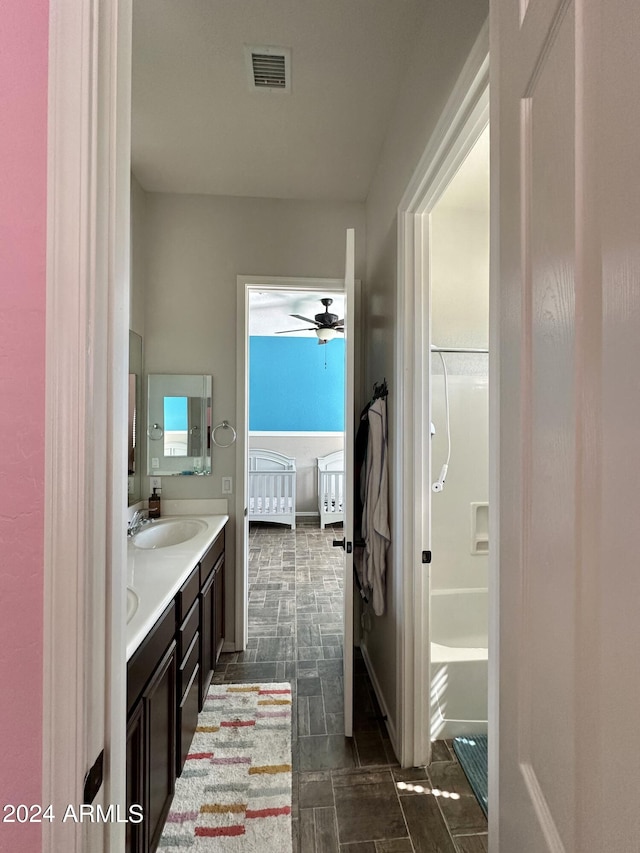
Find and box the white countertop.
[126,514,228,660]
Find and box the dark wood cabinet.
[177,592,200,775]
[214,560,225,662]
[199,530,225,709]
[178,658,200,770]
[200,570,215,710]
[126,524,226,853]
[126,603,176,853]
[126,701,145,853]
[145,642,177,853]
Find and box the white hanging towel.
[361,396,391,615]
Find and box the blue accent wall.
[249,336,345,431]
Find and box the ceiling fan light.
[316,327,337,342]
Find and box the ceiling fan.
[275,297,344,345]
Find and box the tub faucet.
[128,509,152,537]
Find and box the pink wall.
[0,0,48,850]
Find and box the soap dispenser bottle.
[148,487,161,519]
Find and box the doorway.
[395,35,489,773]
[235,278,348,646]
[428,126,490,747]
[247,288,346,530]
[235,272,359,736]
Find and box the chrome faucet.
[128,509,152,537]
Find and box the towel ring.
[212,420,237,448]
[147,423,164,440]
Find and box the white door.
[495,0,640,849]
[341,229,355,737]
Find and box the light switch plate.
[222,476,233,494]
[150,477,161,490]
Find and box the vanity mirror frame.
[146,374,213,476]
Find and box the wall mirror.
[128,330,144,505]
[147,374,212,476]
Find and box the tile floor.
[213,519,488,853]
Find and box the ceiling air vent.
[245,46,291,93]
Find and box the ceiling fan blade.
[290,314,319,325]
[336,319,344,326]
[275,327,316,334]
[335,328,344,333]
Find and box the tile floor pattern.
[213,520,488,852]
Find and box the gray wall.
[363,0,488,747]
[141,192,365,641]
[130,174,147,337]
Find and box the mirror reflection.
[147,374,212,475]
[128,331,144,505]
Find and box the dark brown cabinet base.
[145,643,177,853]
[126,525,225,853]
[199,533,225,710]
[126,602,177,853]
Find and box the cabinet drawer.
[178,565,200,624]
[179,597,199,661]
[179,630,199,703]
[178,663,200,774]
[127,600,176,715]
[200,530,224,587]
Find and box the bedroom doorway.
[247,288,346,530]
[236,260,358,735]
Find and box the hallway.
[213,520,488,852]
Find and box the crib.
[317,450,345,529]
[248,449,297,529]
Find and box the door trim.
[45,1,131,850]
[234,275,360,652]
[395,18,490,771]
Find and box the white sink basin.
[132,518,206,550]
[127,587,139,623]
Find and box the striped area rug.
[159,683,292,851]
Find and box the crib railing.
[318,469,345,528]
[248,469,296,528]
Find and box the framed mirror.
[146,374,212,476]
[128,331,144,505]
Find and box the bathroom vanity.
[125,515,227,853]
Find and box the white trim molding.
[395,18,489,769]
[249,431,344,437]
[45,1,131,851]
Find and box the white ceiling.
[131,0,426,201]
[249,290,345,337]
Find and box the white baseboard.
[360,642,399,761]
[295,511,319,517]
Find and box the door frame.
[235,275,361,652]
[45,1,131,850]
[395,19,491,771]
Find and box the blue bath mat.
[452,735,488,817]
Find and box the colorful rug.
[159,683,293,851]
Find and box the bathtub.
[430,588,488,740]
